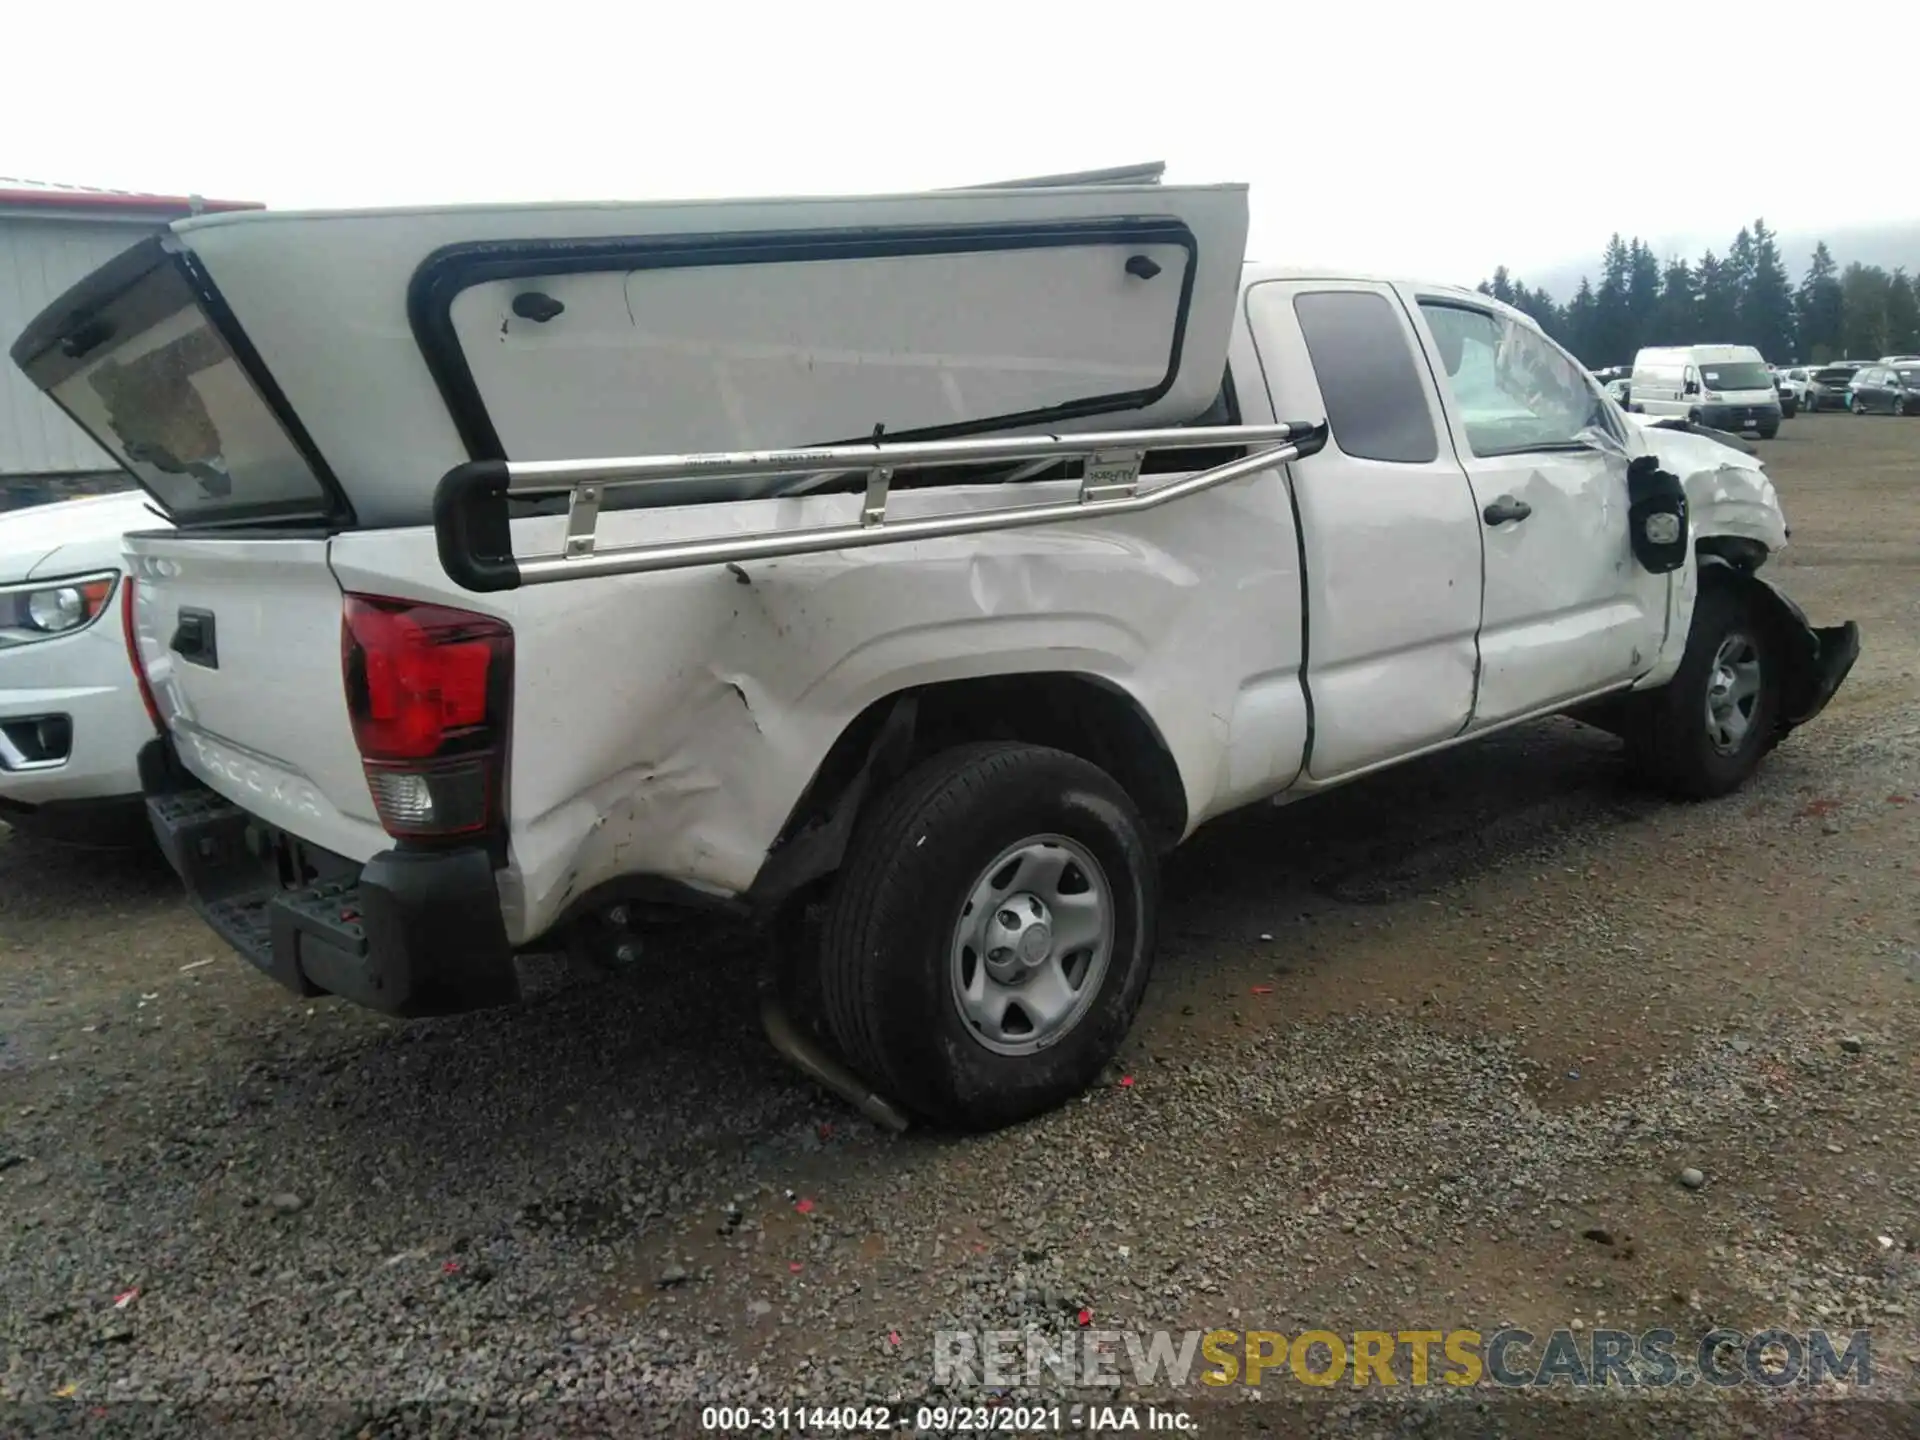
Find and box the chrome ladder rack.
[432,420,1328,593]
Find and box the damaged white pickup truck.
[11,164,1857,1131]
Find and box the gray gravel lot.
[2,414,1917,1437]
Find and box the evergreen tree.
[1886,269,1920,355]
[1724,227,1758,343]
[1838,263,1891,358]
[1510,282,1565,339]
[1654,257,1697,343]
[1795,242,1844,362]
[1740,219,1798,362]
[1564,278,1599,364]
[1481,228,1912,365]
[1592,234,1633,365]
[1696,251,1741,340]
[1625,240,1663,355]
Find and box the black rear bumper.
[141,739,517,1017]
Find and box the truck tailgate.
[125,531,387,862]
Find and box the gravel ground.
[2,414,1917,1438]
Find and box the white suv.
[0,490,168,841]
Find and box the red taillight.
[120,575,163,734]
[341,594,512,839]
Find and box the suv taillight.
[341,594,513,839]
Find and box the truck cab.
[10,169,1858,1131]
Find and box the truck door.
[1405,293,1671,727]
[1242,279,1484,780]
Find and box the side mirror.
[1683,380,1700,396]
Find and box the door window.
[1417,302,1612,457]
[1290,290,1440,464]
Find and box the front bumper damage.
[1754,576,1861,736]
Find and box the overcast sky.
[3,0,1896,286]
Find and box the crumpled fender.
[1631,419,1788,554]
[1699,555,1862,735]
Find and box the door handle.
[1482,495,1532,526]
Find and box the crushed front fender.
[1747,573,1862,734]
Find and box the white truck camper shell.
[14,162,1263,532]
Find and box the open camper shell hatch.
[12,163,1277,548]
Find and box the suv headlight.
[0,571,119,647]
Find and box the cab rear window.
[16,248,334,526]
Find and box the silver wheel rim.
[1705,631,1762,755]
[948,834,1114,1056]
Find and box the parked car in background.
[1770,370,1798,418]
[1847,363,1920,415]
[1629,344,1782,437]
[1879,354,1920,366]
[1806,363,1863,412]
[1776,367,1813,411]
[0,490,165,842]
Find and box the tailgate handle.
[171,608,219,669]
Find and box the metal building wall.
[0,215,156,479]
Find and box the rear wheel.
[1625,580,1783,800]
[818,742,1157,1130]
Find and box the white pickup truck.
[11,165,1857,1131]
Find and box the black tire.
[818,741,1157,1131]
[1625,580,1784,800]
[1758,424,1779,440]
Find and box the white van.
[1629,345,1783,438]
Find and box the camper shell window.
[409,219,1207,470]
[12,241,341,527]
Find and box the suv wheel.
[818,742,1158,1130]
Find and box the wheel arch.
[1695,551,1860,736]
[747,671,1190,911]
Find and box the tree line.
[1478,220,1920,370]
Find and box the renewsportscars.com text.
[934,1325,1873,1390]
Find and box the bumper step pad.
[144,763,516,1017]
[150,789,372,1001]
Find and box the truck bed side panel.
[328,464,1306,946]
